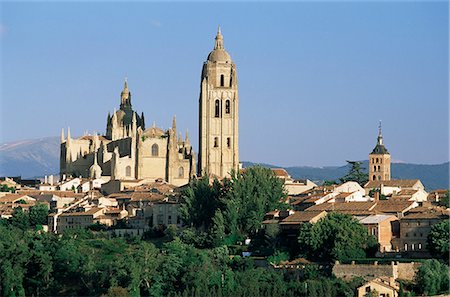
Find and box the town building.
[271,168,317,195]
[358,214,399,252]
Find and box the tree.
[339,161,368,186]
[415,259,450,296]
[298,213,376,262]
[427,220,449,260]
[438,191,449,208]
[224,166,287,236]
[29,203,49,227]
[209,210,226,247]
[179,177,223,230]
[10,207,30,230]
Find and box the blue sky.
[1,1,448,167]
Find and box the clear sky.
[1,1,448,167]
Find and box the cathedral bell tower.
[369,122,391,181]
[198,27,239,178]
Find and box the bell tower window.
[227,137,231,148]
[151,144,159,156]
[214,137,219,148]
[220,74,224,87]
[215,100,220,118]
[225,100,230,114]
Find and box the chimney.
[374,190,380,202]
[44,175,48,184]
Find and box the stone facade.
[60,80,195,187]
[369,123,391,182]
[198,28,239,178]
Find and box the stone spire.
[67,127,72,145]
[172,115,177,133]
[120,77,131,110]
[185,130,190,147]
[61,128,65,143]
[214,26,224,50]
[377,120,383,145]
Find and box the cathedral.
[60,28,240,185]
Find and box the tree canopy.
[298,213,377,262]
[427,220,449,260]
[339,161,368,186]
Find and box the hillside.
[0,137,447,190]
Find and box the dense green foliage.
[427,220,450,260]
[415,259,450,296]
[298,213,378,262]
[180,166,287,246]
[438,190,449,208]
[339,161,368,186]
[0,224,365,297]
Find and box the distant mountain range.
[0,137,448,190]
[242,161,449,191]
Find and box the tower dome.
[207,27,232,63]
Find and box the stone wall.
[333,261,420,282]
[333,261,396,280]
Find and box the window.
[227,137,231,148]
[418,243,422,250]
[220,74,224,87]
[378,175,381,180]
[214,137,219,148]
[178,167,184,178]
[411,244,415,250]
[374,166,377,172]
[151,144,159,156]
[126,166,131,177]
[225,100,231,114]
[380,159,383,164]
[405,233,408,237]
[215,100,220,118]
[404,243,408,251]
[376,158,379,163]
[372,175,376,181]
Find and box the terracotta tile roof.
[60,207,104,217]
[402,207,449,220]
[271,168,290,178]
[131,192,166,202]
[365,179,420,189]
[305,201,376,212]
[280,211,326,224]
[17,190,85,198]
[0,194,33,204]
[373,201,415,213]
[334,192,354,199]
[359,214,397,224]
[304,194,327,203]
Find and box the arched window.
[126,166,131,177]
[215,100,220,118]
[151,144,159,156]
[373,175,376,181]
[378,175,381,180]
[378,166,381,171]
[214,137,219,148]
[380,159,383,164]
[220,74,224,87]
[227,137,231,148]
[178,167,184,178]
[376,158,379,163]
[373,166,376,172]
[225,100,231,114]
